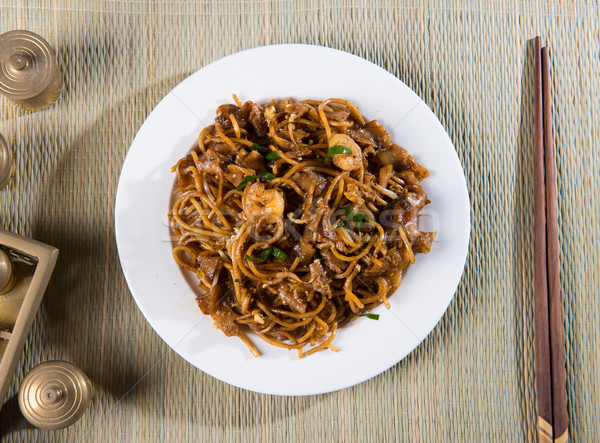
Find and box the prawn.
[242,182,285,220]
[328,134,363,171]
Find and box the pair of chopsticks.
[533,37,568,443]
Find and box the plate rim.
[115,43,471,396]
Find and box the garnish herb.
[270,247,287,261]
[326,145,352,163]
[360,313,380,320]
[244,247,287,262]
[251,143,280,161]
[250,143,268,154]
[259,172,276,180]
[312,250,321,260]
[236,172,276,190]
[237,175,257,190]
[341,205,371,230]
[353,212,369,230]
[343,204,354,218]
[244,248,272,262]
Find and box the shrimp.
[242,182,285,220]
[328,134,363,171]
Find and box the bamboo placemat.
[0,1,599,441]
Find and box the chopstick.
[542,45,569,443]
[533,36,568,443]
[533,36,554,443]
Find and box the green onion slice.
[360,313,380,320]
[340,205,371,230]
[237,175,257,190]
[353,212,370,230]
[244,247,287,262]
[250,143,268,154]
[271,247,287,261]
[237,172,276,191]
[244,248,272,262]
[258,172,276,180]
[265,151,280,160]
[343,204,354,218]
[326,145,352,163]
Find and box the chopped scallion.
[237,172,276,190]
[259,172,276,180]
[237,175,257,190]
[341,205,370,230]
[326,145,352,163]
[265,151,280,160]
[353,212,370,230]
[244,248,272,262]
[343,204,354,218]
[250,143,268,154]
[271,247,287,261]
[360,313,380,320]
[244,246,287,262]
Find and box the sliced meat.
[249,103,268,137]
[384,247,409,270]
[196,253,223,281]
[293,239,316,266]
[363,120,391,147]
[237,149,265,172]
[324,106,351,121]
[194,157,222,176]
[215,104,239,130]
[275,98,291,113]
[211,304,240,337]
[215,101,253,131]
[384,198,412,227]
[320,248,345,274]
[376,143,429,181]
[276,283,307,313]
[196,285,220,315]
[308,259,332,298]
[212,143,237,162]
[384,194,435,250]
[224,164,255,187]
[412,232,436,254]
[378,164,394,187]
[376,144,407,168]
[291,170,329,196]
[319,210,336,240]
[287,101,311,118]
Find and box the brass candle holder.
[0,30,62,111]
[0,229,59,412]
[0,248,16,295]
[18,361,92,430]
[0,133,12,190]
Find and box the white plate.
[115,44,470,396]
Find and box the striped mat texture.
[1,1,599,441]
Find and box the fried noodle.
[169,97,436,357]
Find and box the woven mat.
[1,0,599,441]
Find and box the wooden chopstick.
[533,35,554,443]
[542,45,569,443]
[533,36,569,443]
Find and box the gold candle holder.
[0,248,15,295]
[19,361,92,430]
[0,133,13,190]
[0,30,62,111]
[0,229,59,412]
